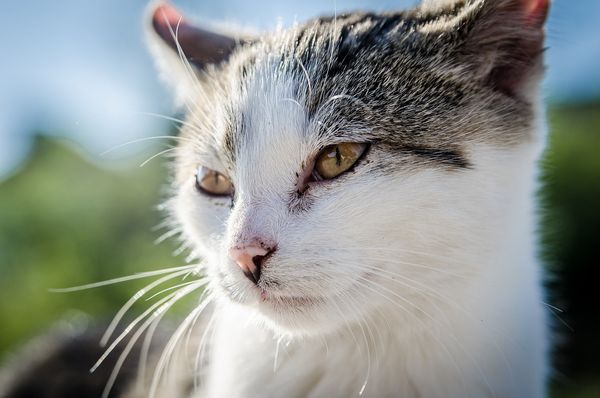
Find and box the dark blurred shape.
[1,321,141,398]
[542,101,600,397]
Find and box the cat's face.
[149,0,548,336]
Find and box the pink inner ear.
[151,2,185,50]
[152,3,186,32]
[523,0,550,27]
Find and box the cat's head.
[148,0,549,336]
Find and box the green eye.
[195,166,234,197]
[313,143,368,180]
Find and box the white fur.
[167,60,549,397]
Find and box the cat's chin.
[211,269,368,336]
[254,299,347,337]
[223,287,352,336]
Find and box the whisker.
[159,10,222,133]
[146,280,200,302]
[136,288,207,389]
[99,135,188,157]
[333,250,468,278]
[544,302,574,332]
[102,298,173,398]
[295,56,312,97]
[137,111,205,135]
[354,245,472,265]
[149,293,214,398]
[194,312,217,390]
[100,282,207,398]
[328,294,369,392]
[137,307,168,389]
[280,97,304,110]
[354,302,373,395]
[48,264,196,293]
[183,289,212,352]
[542,301,564,313]
[93,290,185,373]
[139,146,178,168]
[101,268,198,347]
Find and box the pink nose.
[228,244,273,284]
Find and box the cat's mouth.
[216,271,362,334]
[216,270,324,310]
[258,290,322,309]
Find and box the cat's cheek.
[175,185,230,256]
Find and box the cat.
[1,0,552,397]
[140,0,552,396]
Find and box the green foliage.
[0,137,184,356]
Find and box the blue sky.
[1,0,599,179]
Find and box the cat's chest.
[203,333,380,398]
[199,308,413,398]
[193,301,544,398]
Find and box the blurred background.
[0,0,598,397]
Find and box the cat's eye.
[313,143,368,180]
[195,166,234,197]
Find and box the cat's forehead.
[187,6,535,170]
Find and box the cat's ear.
[149,2,239,69]
[424,0,550,99]
[145,1,243,105]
